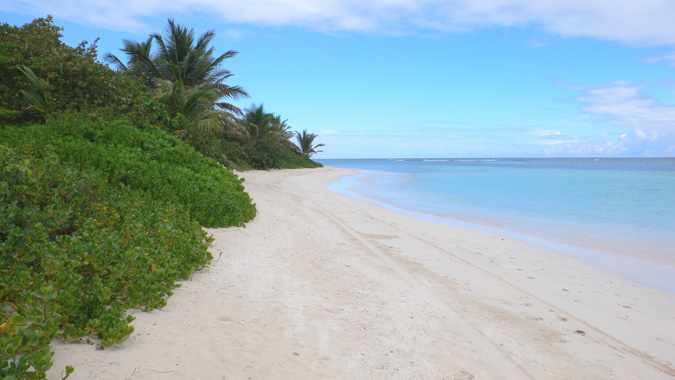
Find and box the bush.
[185,131,322,170]
[0,16,149,123]
[1,113,256,227]
[186,131,252,170]
[277,146,324,169]
[0,113,256,379]
[244,144,323,170]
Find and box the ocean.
[317,158,675,293]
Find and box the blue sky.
[3,1,675,158]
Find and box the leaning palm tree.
[295,130,325,159]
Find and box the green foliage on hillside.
[4,114,256,226]
[0,114,256,379]
[0,16,148,124]
[106,20,323,170]
[1,16,324,170]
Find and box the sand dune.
[48,167,675,379]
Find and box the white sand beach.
[48,167,675,379]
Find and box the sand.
[47,167,675,379]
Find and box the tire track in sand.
[297,182,537,380]
[309,179,675,379]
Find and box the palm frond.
[192,110,225,135]
[117,37,162,80]
[103,52,129,71]
[215,101,244,117]
[17,65,52,120]
[182,88,219,118]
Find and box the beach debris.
[574,330,586,336]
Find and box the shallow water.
[318,158,675,293]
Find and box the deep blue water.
[317,158,675,292]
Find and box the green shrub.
[184,131,322,170]
[185,131,252,170]
[1,113,256,227]
[277,146,324,169]
[0,16,149,123]
[0,113,256,378]
[244,144,323,170]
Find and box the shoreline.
[329,168,675,294]
[48,167,675,379]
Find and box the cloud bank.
[575,82,675,132]
[9,0,675,44]
[567,82,675,155]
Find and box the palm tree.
[152,78,225,137]
[295,130,325,159]
[158,21,231,87]
[239,104,292,147]
[105,19,247,120]
[271,115,295,141]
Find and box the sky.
[3,0,675,158]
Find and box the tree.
[295,130,325,159]
[105,19,247,121]
[240,104,289,146]
[271,114,295,142]
[0,16,146,122]
[150,78,226,137]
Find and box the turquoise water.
[318,158,675,293]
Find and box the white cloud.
[524,38,552,47]
[534,139,579,145]
[568,82,675,155]
[532,129,565,137]
[530,129,580,146]
[643,53,675,67]
[221,29,253,40]
[8,0,675,44]
[573,82,675,132]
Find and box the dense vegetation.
[104,18,324,170]
[1,16,324,169]
[0,17,148,125]
[0,16,323,379]
[1,115,256,378]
